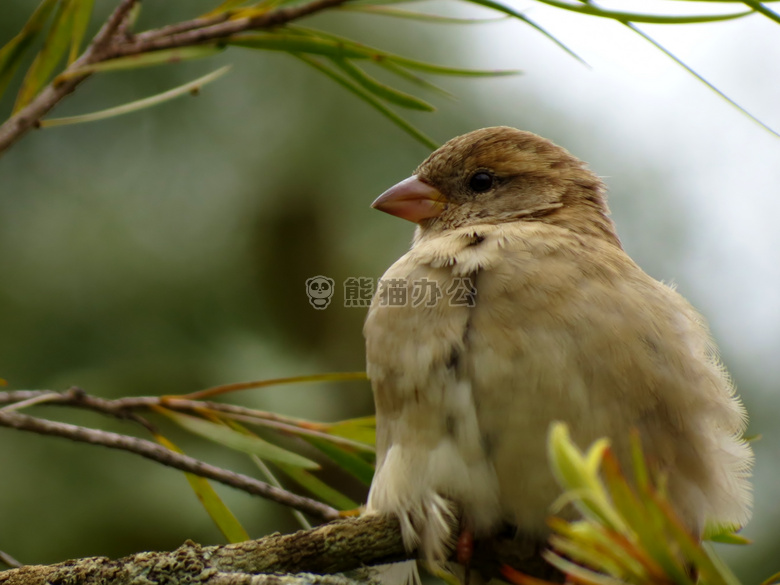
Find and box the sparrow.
[363,127,753,577]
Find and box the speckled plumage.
[364,127,753,574]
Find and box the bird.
[362,126,753,580]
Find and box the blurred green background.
[1,1,779,582]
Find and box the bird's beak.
[371,176,446,223]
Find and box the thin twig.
[90,0,141,54]
[0,549,22,569]
[209,411,375,452]
[133,14,232,43]
[108,0,350,58]
[0,391,62,412]
[0,391,374,452]
[0,391,371,453]
[0,388,159,431]
[0,409,340,521]
[0,0,352,155]
[251,454,313,530]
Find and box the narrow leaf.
[548,532,639,581]
[228,33,377,58]
[296,53,437,149]
[458,0,586,65]
[535,0,752,24]
[276,462,358,510]
[542,550,626,585]
[330,58,434,111]
[41,65,231,127]
[707,530,751,545]
[340,5,509,23]
[60,45,224,79]
[326,416,376,445]
[304,435,376,486]
[225,419,358,512]
[655,498,734,585]
[156,434,250,543]
[222,419,312,529]
[600,455,684,582]
[349,0,436,5]
[232,30,521,77]
[760,570,780,585]
[206,0,254,15]
[301,26,521,76]
[68,0,95,64]
[740,1,780,25]
[182,371,368,401]
[0,0,59,100]
[379,59,454,98]
[623,22,779,138]
[157,407,320,469]
[14,0,78,111]
[501,565,557,585]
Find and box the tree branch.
[0,408,340,522]
[0,0,352,155]
[0,516,407,585]
[90,0,141,53]
[0,515,560,585]
[112,0,350,57]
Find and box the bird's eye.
[469,172,493,193]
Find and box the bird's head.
[372,126,620,246]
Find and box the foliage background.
[0,1,779,582]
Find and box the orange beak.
[371,176,446,223]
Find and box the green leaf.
[535,0,752,24]
[156,434,249,543]
[600,455,687,582]
[206,0,254,15]
[275,462,358,510]
[760,570,780,585]
[14,0,79,111]
[183,370,368,401]
[41,65,231,127]
[295,53,438,150]
[340,5,509,23]
[660,504,733,585]
[68,0,95,64]
[548,529,643,582]
[300,26,521,76]
[542,550,627,585]
[741,1,780,26]
[457,0,586,65]
[622,22,779,138]
[227,32,380,58]
[230,30,521,77]
[0,0,59,101]
[330,57,434,111]
[707,530,751,545]
[378,59,454,98]
[225,419,358,513]
[349,0,431,5]
[61,45,224,78]
[702,514,749,543]
[326,415,376,446]
[158,407,320,469]
[304,435,375,486]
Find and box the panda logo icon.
[305,276,335,310]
